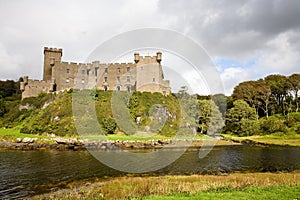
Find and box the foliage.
[225,100,258,135]
[101,117,117,134]
[288,74,300,112]
[0,79,21,98]
[197,100,224,134]
[211,93,227,117]
[0,95,6,117]
[265,74,291,115]
[239,119,261,136]
[260,116,287,134]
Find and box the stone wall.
[21,80,53,98]
[21,47,171,99]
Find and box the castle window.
[116,86,121,91]
[104,86,108,91]
[105,68,108,73]
[127,67,130,72]
[117,76,120,83]
[127,76,130,82]
[117,67,121,73]
[95,68,98,76]
[127,86,131,93]
[104,77,108,82]
[66,78,70,83]
[66,69,70,74]
[153,78,155,82]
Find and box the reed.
[31,172,300,200]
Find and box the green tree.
[232,80,272,117]
[265,74,291,115]
[288,74,300,112]
[225,100,258,135]
[198,100,224,134]
[211,93,227,117]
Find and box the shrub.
[102,117,117,134]
[260,116,287,134]
[238,119,261,136]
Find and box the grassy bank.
[222,133,300,146]
[0,128,236,149]
[30,172,300,200]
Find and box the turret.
[23,76,28,84]
[20,76,28,92]
[156,52,162,63]
[43,47,63,81]
[134,53,140,63]
[20,82,25,91]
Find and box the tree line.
[231,74,300,117]
[224,73,300,136]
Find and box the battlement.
[21,47,170,99]
[44,47,63,55]
[61,61,88,66]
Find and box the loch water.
[1,145,300,199]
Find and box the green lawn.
[222,133,300,146]
[80,132,210,141]
[146,186,300,200]
[0,128,210,143]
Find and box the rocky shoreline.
[0,137,210,151]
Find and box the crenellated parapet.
[43,47,63,55]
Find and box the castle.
[20,47,171,99]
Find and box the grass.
[0,128,77,144]
[0,128,46,140]
[80,131,212,142]
[0,127,213,142]
[222,133,300,146]
[31,172,300,200]
[146,185,300,200]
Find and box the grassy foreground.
[30,172,300,200]
[223,133,300,146]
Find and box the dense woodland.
[0,73,299,137]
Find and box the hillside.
[1,90,183,137]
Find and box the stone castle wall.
[21,47,171,99]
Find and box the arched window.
[116,86,121,91]
[104,86,108,91]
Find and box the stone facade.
[20,47,171,99]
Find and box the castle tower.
[43,47,62,81]
[136,52,170,94]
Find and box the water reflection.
[0,145,300,199]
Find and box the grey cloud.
[158,0,300,57]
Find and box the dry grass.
[30,172,300,200]
[223,134,300,146]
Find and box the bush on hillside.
[260,116,287,134]
[102,117,117,134]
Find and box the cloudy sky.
[0,0,299,95]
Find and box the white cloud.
[219,67,258,95]
[256,31,300,75]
